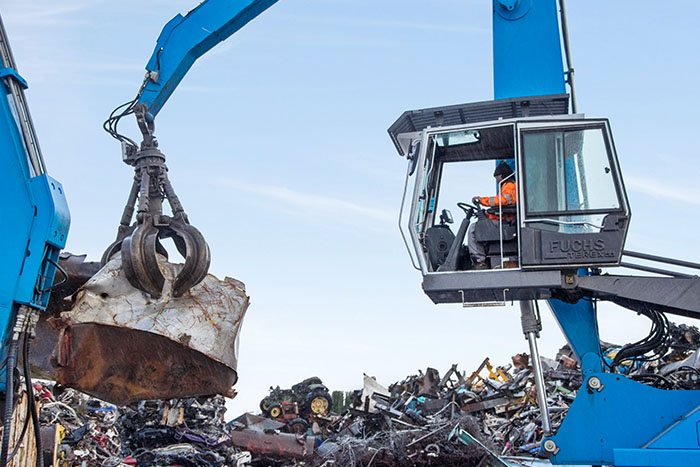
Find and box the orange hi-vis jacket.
[479,180,517,221]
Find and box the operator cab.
[389,95,630,304]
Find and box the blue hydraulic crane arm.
[102,0,281,300]
[137,0,279,120]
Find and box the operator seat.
[424,224,456,271]
[473,206,518,268]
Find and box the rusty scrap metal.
[511,353,529,370]
[49,253,102,309]
[38,383,246,466]
[30,318,700,466]
[257,356,587,463]
[49,253,248,405]
[228,428,315,460]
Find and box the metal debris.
[49,253,248,405]
[244,320,700,465]
[31,318,700,465]
[259,377,334,433]
[609,322,700,390]
[37,382,247,466]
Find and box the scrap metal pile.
[299,357,578,464]
[241,321,700,466]
[37,383,248,466]
[35,252,249,406]
[31,321,700,466]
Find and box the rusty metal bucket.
[46,253,248,405]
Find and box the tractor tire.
[268,403,282,419]
[259,397,273,416]
[287,418,309,435]
[304,389,332,416]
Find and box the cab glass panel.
[410,123,517,272]
[522,126,621,217]
[517,120,629,267]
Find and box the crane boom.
[138,0,279,120]
[103,0,281,300]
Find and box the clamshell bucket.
[49,253,248,405]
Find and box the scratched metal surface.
[52,253,249,404]
[70,253,248,368]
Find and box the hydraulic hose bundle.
[0,306,43,467]
[609,299,671,371]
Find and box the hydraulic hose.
[23,327,43,467]
[0,306,38,467]
[0,338,19,466]
[610,299,670,370]
[6,333,31,464]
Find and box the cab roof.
[388,94,569,156]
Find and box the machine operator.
[468,161,517,269]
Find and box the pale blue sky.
[4,1,699,414]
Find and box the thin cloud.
[17,63,143,88]
[23,58,143,74]
[215,178,394,225]
[354,18,487,35]
[625,175,700,207]
[277,12,488,35]
[3,3,92,26]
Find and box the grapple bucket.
[48,253,248,405]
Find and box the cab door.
[516,119,630,269]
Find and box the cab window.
[521,126,621,216]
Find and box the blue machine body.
[0,71,69,311]
[546,297,700,465]
[492,0,700,464]
[0,57,70,390]
[492,0,566,100]
[138,0,279,119]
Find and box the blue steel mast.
[492,1,700,465]
[0,14,70,379]
[0,12,70,464]
[492,0,573,439]
[492,0,566,100]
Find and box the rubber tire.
[288,418,309,435]
[304,389,332,416]
[268,403,282,419]
[259,397,273,416]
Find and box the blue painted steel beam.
[138,0,279,119]
[614,449,700,467]
[0,64,69,313]
[492,0,566,99]
[0,67,27,89]
[548,299,602,375]
[0,72,35,347]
